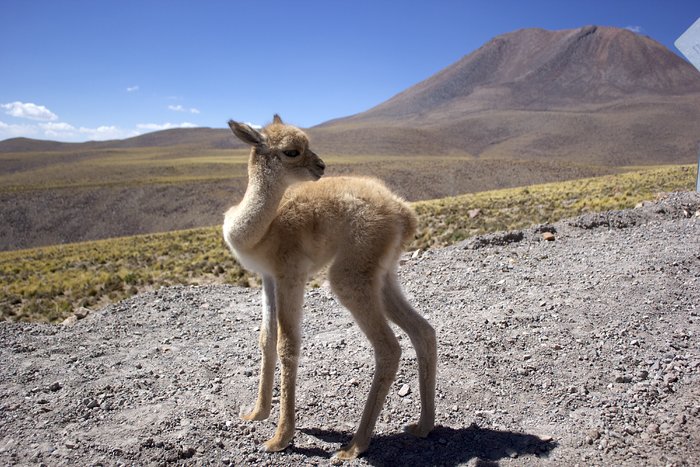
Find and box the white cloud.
[2,101,58,121]
[40,122,76,131]
[0,120,139,141]
[137,122,198,131]
[39,122,77,138]
[78,125,138,141]
[625,25,642,33]
[168,104,200,114]
[0,120,39,138]
[0,117,198,142]
[126,85,140,92]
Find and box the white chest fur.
[222,215,268,274]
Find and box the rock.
[178,446,196,459]
[61,315,78,326]
[48,382,62,392]
[664,373,678,385]
[468,208,481,219]
[398,384,411,397]
[646,423,660,434]
[542,232,555,241]
[74,307,90,320]
[82,398,98,409]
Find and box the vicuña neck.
[228,163,287,250]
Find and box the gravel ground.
[1,192,698,466]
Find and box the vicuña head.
[228,114,325,186]
[222,115,436,460]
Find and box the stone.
[398,384,411,397]
[74,307,90,320]
[614,375,633,383]
[48,382,62,392]
[61,315,78,326]
[542,232,555,241]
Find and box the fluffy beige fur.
[223,115,436,460]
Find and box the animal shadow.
[300,423,556,466]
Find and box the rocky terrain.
[1,192,698,466]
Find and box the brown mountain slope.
[310,26,700,164]
[325,26,700,122]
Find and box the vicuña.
[223,115,436,459]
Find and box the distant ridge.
[0,127,240,152]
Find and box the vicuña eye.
[283,150,300,157]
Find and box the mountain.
[310,26,700,164]
[332,26,700,121]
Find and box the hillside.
[1,166,694,324]
[1,193,698,466]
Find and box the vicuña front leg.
[241,276,277,421]
[260,281,304,453]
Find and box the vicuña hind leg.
[241,276,277,421]
[330,268,401,460]
[382,271,436,437]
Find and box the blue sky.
[1,0,698,142]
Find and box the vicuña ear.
[228,120,266,147]
[272,114,283,125]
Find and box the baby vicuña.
[223,115,436,460]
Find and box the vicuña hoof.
[239,405,269,421]
[403,421,434,438]
[259,436,291,453]
[333,442,366,461]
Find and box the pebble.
[82,398,99,409]
[398,384,411,397]
[48,382,62,392]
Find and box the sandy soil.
[1,192,698,466]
